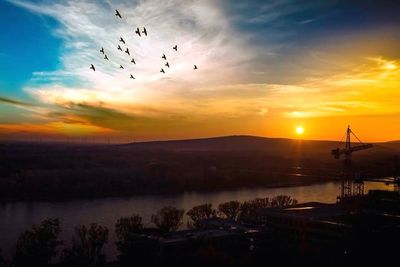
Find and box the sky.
[1,0,400,142]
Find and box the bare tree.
[115,214,157,266]
[187,203,216,228]
[151,206,185,233]
[61,223,108,267]
[271,195,298,208]
[115,214,144,254]
[115,214,144,242]
[218,201,241,220]
[239,197,270,222]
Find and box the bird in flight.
[193,65,198,70]
[130,74,135,79]
[100,47,105,54]
[160,68,165,74]
[142,27,147,36]
[117,45,123,51]
[104,55,109,60]
[119,37,125,44]
[131,58,136,64]
[173,45,177,51]
[90,64,95,71]
[135,28,141,36]
[115,10,122,19]
[125,48,130,56]
[162,54,167,60]
[120,65,124,69]
[165,62,170,68]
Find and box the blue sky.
[1,0,400,141]
[0,0,62,100]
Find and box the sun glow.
[296,126,304,135]
[384,62,397,70]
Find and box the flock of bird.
[90,9,198,80]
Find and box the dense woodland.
[1,136,399,201]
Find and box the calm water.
[0,181,393,260]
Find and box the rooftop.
[257,202,345,221]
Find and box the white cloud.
[9,0,256,108]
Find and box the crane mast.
[331,126,373,200]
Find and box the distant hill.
[123,135,400,160]
[124,135,332,151]
[1,135,399,201]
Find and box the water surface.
[0,181,393,260]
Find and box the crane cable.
[350,129,365,145]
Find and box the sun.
[295,126,304,135]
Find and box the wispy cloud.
[0,96,34,106]
[10,0,252,88]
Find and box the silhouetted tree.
[271,195,298,208]
[13,218,62,267]
[115,214,144,254]
[239,197,270,222]
[60,223,108,267]
[115,214,144,243]
[151,206,184,233]
[115,214,156,266]
[187,203,216,228]
[218,201,241,220]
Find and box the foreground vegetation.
[0,195,297,267]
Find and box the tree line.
[0,195,297,267]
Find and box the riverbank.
[0,176,340,203]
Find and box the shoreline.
[0,178,341,203]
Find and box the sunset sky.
[1,0,400,142]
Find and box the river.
[0,181,393,260]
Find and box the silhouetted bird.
[131,58,136,64]
[90,64,95,71]
[100,47,105,54]
[115,10,122,18]
[135,27,141,36]
[162,54,167,60]
[173,45,177,51]
[142,27,147,36]
[104,55,108,60]
[165,62,170,68]
[130,74,135,79]
[118,45,122,51]
[119,37,125,44]
[160,68,165,74]
[125,48,130,55]
[193,65,198,70]
[120,65,124,69]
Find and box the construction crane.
[331,126,373,200]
